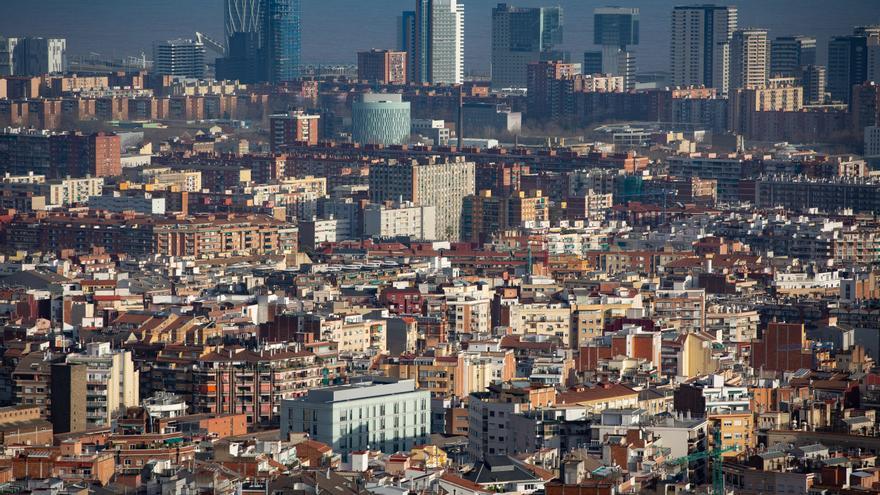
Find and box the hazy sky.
[1,0,878,74]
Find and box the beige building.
[140,167,202,192]
[581,74,625,93]
[65,342,139,429]
[730,28,769,90]
[504,302,571,339]
[653,288,706,332]
[446,297,492,337]
[705,307,759,342]
[321,315,386,355]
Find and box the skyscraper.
[670,4,738,94]
[730,28,768,90]
[264,0,301,83]
[8,37,66,76]
[828,35,868,104]
[225,0,263,41]
[398,10,418,83]
[798,64,827,104]
[404,0,464,85]
[491,4,564,90]
[770,35,817,77]
[587,7,638,89]
[0,37,19,76]
[218,0,265,82]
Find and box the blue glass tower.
[264,0,301,82]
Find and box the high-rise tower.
[402,0,464,85]
[670,4,738,95]
[584,7,638,89]
[491,4,564,90]
[264,0,302,83]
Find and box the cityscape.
[0,0,878,494]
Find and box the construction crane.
[664,428,738,495]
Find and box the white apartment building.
[363,202,436,240]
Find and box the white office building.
[280,378,430,459]
[153,39,207,79]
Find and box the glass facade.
[264,0,301,83]
[491,5,563,89]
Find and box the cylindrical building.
[351,94,411,146]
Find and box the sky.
[1,0,878,75]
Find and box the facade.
[751,323,814,373]
[363,201,437,240]
[0,174,104,208]
[225,0,263,41]
[798,64,826,104]
[462,189,548,243]
[0,37,17,76]
[0,129,121,179]
[352,94,411,146]
[490,4,564,89]
[6,211,293,257]
[461,103,522,138]
[187,347,346,425]
[357,49,407,85]
[866,126,880,157]
[218,0,264,83]
[50,363,87,434]
[592,7,639,89]
[411,119,450,145]
[88,192,166,215]
[66,343,139,429]
[755,175,880,214]
[670,4,738,95]
[730,28,769,90]
[280,378,430,458]
[729,77,804,133]
[6,37,66,76]
[264,0,302,82]
[270,111,320,150]
[526,60,580,120]
[408,0,464,84]
[398,10,418,83]
[667,155,744,203]
[828,34,868,104]
[152,39,207,79]
[369,156,475,241]
[770,35,817,77]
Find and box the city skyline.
[0,0,876,74]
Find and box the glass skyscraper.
[586,7,639,89]
[491,4,564,89]
[218,0,300,83]
[264,0,301,83]
[225,0,263,41]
